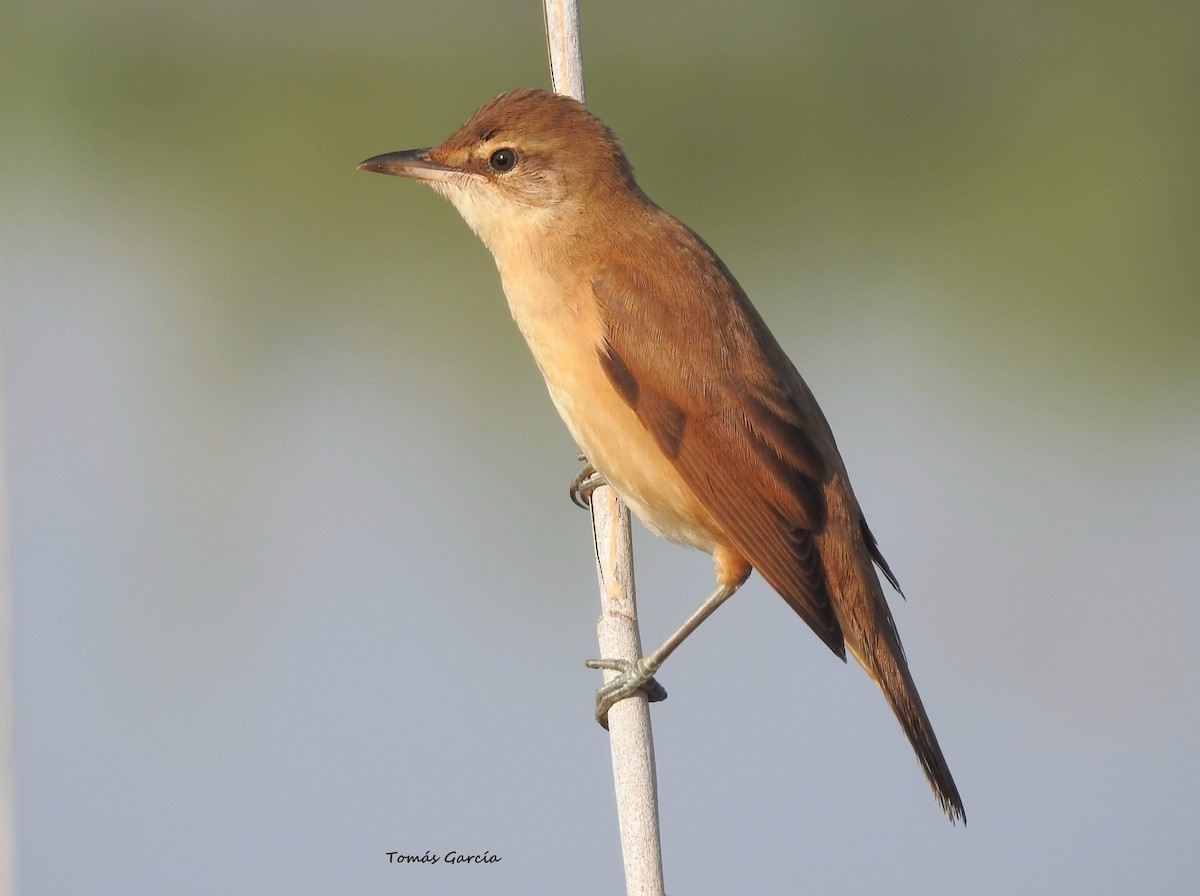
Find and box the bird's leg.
[587,578,745,729]
[569,455,607,508]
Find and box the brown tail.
[827,511,966,822]
[858,628,966,823]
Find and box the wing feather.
[592,231,845,656]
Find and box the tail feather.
[822,492,966,822]
[863,639,966,823]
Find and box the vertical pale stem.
[543,0,587,103]
[589,488,665,896]
[541,4,665,895]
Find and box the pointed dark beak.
[358,148,477,184]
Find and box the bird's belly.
[500,267,722,553]
[549,371,720,553]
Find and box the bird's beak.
[358,148,480,184]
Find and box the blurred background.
[2,0,1197,893]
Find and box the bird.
[360,88,965,822]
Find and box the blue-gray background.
[3,1,1197,893]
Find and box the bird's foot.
[569,459,607,509]
[584,657,668,730]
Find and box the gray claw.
[569,462,606,509]
[585,657,667,729]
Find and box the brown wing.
[592,222,845,658]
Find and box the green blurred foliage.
[2,0,1196,410]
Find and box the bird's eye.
[489,148,517,172]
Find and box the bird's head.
[360,88,640,254]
